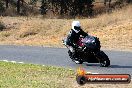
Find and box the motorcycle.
[62,35,110,67]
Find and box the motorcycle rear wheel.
[68,50,83,64]
[72,59,83,64]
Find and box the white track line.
[2,60,9,62]
[10,61,16,63]
[1,60,24,64]
[17,62,24,64]
[92,73,99,74]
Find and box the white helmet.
[72,21,81,33]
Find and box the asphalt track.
[0,45,132,75]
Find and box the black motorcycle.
[63,35,110,67]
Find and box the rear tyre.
[68,50,83,64]
[68,50,73,59]
[98,51,110,67]
[72,59,83,64]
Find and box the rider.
[66,21,88,61]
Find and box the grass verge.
[0,61,75,88]
[0,61,132,88]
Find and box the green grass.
[0,61,75,88]
[0,62,132,88]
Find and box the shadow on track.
[110,65,132,68]
[86,63,100,66]
[84,63,132,68]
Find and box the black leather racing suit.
[66,29,88,59]
[66,29,88,48]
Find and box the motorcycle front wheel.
[98,51,110,67]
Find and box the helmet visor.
[74,26,81,31]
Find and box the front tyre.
[100,59,110,67]
[98,51,110,67]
